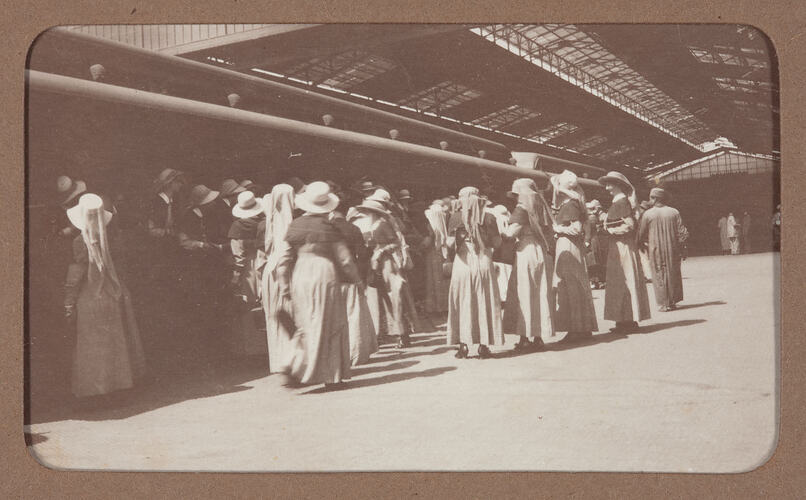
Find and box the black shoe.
[396,336,411,349]
[478,345,492,359]
[455,343,469,359]
[514,338,531,351]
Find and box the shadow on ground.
[349,360,419,377]
[28,354,269,425]
[631,318,707,335]
[302,366,457,394]
[674,300,726,310]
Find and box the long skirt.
[604,235,651,323]
[262,265,294,373]
[494,262,512,302]
[447,243,503,346]
[366,255,408,338]
[503,236,555,342]
[286,252,351,385]
[553,236,598,333]
[230,251,267,356]
[423,246,450,314]
[73,283,145,397]
[343,283,378,366]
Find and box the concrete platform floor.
[25,253,778,472]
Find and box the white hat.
[66,193,113,230]
[366,188,393,206]
[551,170,585,203]
[295,181,339,214]
[232,191,265,219]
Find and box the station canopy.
[67,23,779,178]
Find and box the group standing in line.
[54,167,692,398]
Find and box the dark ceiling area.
[178,23,779,177]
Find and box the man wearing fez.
[638,187,688,312]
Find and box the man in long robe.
[638,188,687,311]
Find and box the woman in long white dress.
[446,186,503,359]
[550,170,598,339]
[277,182,360,388]
[501,178,556,351]
[597,171,651,333]
[422,199,450,314]
[64,193,145,398]
[258,184,295,373]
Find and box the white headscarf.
[264,184,295,271]
[74,194,121,298]
[424,200,449,258]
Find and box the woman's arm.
[553,220,583,236]
[606,217,635,236]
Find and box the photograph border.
[3,0,802,496]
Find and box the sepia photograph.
[23,23,779,472]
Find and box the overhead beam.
[27,70,607,190]
[162,24,320,56]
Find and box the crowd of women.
[54,165,687,398]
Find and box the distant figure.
[742,211,752,254]
[718,216,730,255]
[772,205,781,251]
[727,212,740,255]
[638,188,687,312]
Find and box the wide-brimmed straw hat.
[57,175,87,206]
[189,184,220,207]
[597,171,634,193]
[295,181,339,214]
[366,188,393,207]
[506,178,538,199]
[220,179,246,198]
[152,168,185,193]
[551,170,585,203]
[66,193,113,230]
[356,199,391,214]
[232,191,265,218]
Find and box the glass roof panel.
[396,81,483,114]
[471,24,717,150]
[470,104,542,130]
[526,121,580,143]
[571,134,608,152]
[283,50,396,90]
